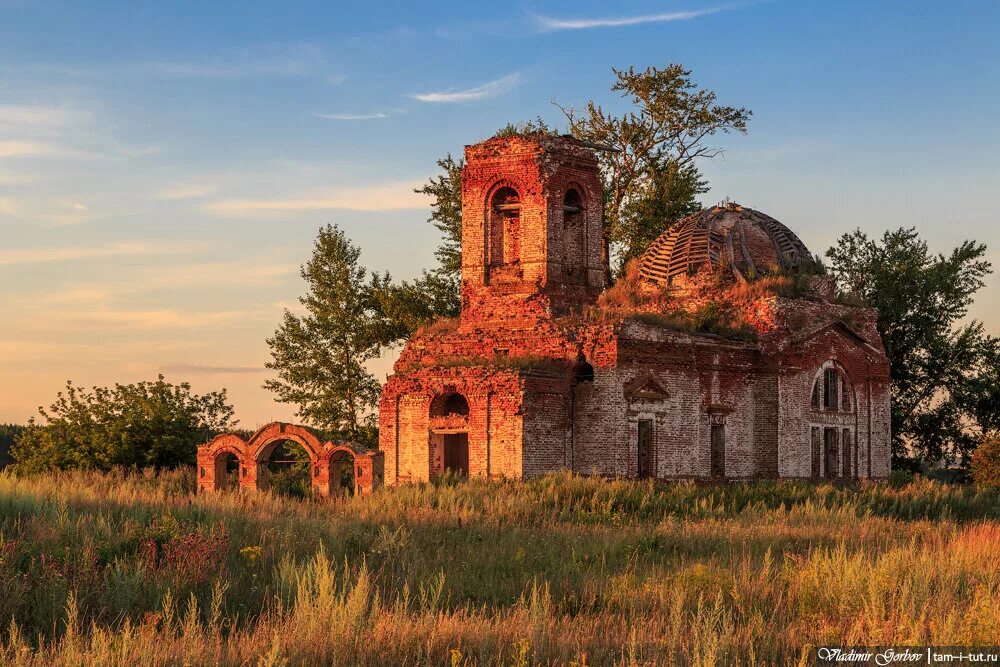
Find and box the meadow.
[1,470,999,666]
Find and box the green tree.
[614,159,707,266]
[12,377,234,473]
[557,64,751,274]
[825,227,999,466]
[264,224,384,446]
[414,154,464,279]
[971,433,1000,487]
[0,423,25,469]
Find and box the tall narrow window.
[637,419,654,478]
[489,187,520,277]
[710,423,726,478]
[823,368,839,410]
[824,428,839,479]
[812,377,822,409]
[842,429,852,478]
[841,377,851,412]
[562,188,585,285]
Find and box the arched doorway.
[257,438,314,498]
[429,391,470,479]
[214,450,242,491]
[329,448,356,497]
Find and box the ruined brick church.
[378,134,891,484]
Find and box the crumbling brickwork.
[196,422,383,496]
[378,134,892,485]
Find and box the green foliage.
[972,433,1000,487]
[557,64,752,275]
[0,424,24,468]
[491,116,558,139]
[825,227,999,466]
[368,268,460,344]
[2,470,1000,664]
[413,154,464,279]
[614,159,707,267]
[11,377,233,473]
[264,225,384,447]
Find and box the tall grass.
[1,469,998,665]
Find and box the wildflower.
[240,545,263,562]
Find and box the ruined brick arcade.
[197,422,384,497]
[378,134,891,484]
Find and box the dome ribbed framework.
[638,204,811,285]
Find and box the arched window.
[430,391,470,417]
[573,353,594,384]
[811,364,854,414]
[562,188,586,284]
[488,187,521,276]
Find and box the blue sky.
[1,0,998,425]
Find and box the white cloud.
[533,6,728,31]
[0,197,17,216]
[411,73,521,103]
[154,184,218,200]
[0,241,182,266]
[0,140,99,159]
[204,180,427,217]
[314,111,392,121]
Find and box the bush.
[12,376,235,473]
[972,433,1000,487]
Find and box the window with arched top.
[562,188,586,285]
[810,364,855,414]
[430,391,470,417]
[488,187,521,278]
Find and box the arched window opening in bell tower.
[488,187,521,279]
[563,188,586,285]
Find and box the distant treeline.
[0,424,24,469]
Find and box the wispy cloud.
[533,6,729,31]
[411,73,520,103]
[161,363,265,375]
[0,241,183,266]
[154,184,218,200]
[314,110,400,121]
[0,140,101,159]
[204,180,426,217]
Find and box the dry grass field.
[1,470,998,665]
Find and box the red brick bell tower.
[459,135,605,326]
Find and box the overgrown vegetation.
[0,424,23,469]
[1,471,999,665]
[11,378,234,473]
[826,227,1000,467]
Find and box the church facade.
[378,134,891,484]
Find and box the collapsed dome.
[638,203,812,286]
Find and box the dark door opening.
[443,433,469,477]
[824,428,839,479]
[637,419,654,478]
[710,423,726,478]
